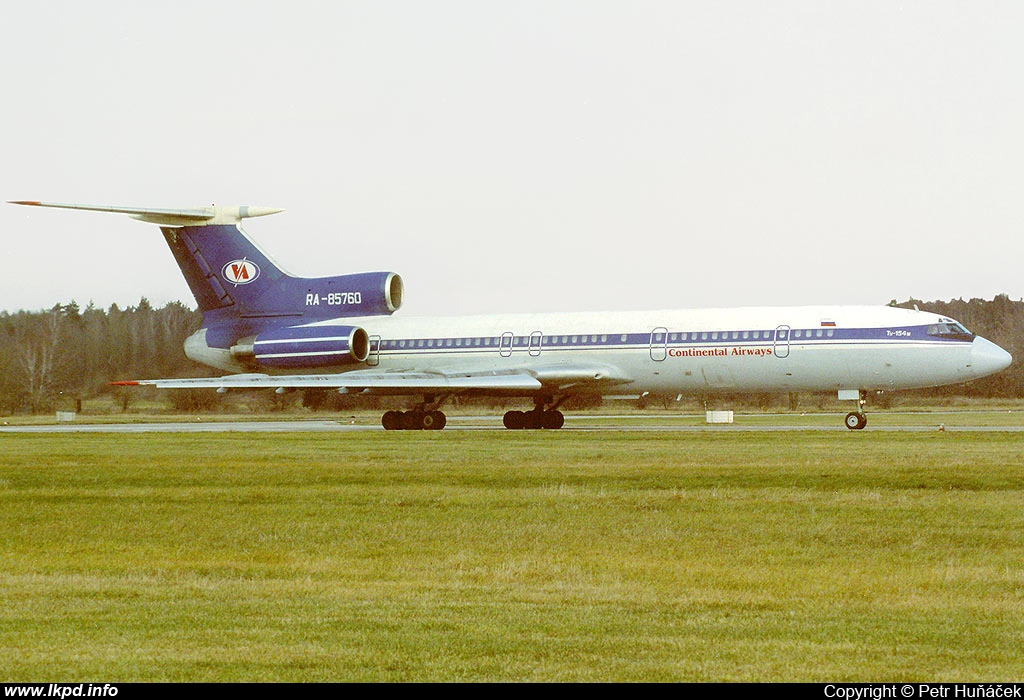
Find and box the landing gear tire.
[541,410,564,429]
[844,412,867,430]
[401,410,424,430]
[503,410,526,429]
[422,410,446,430]
[382,410,402,431]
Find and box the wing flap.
[112,363,631,395]
[528,363,633,389]
[114,370,543,392]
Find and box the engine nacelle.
[237,325,370,369]
[301,271,404,318]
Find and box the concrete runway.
[2,415,1021,433]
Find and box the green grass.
[1,430,1023,681]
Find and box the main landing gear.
[381,409,447,430]
[380,395,568,430]
[502,408,565,430]
[841,389,868,430]
[502,395,565,430]
[381,394,448,430]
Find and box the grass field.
[1,425,1023,681]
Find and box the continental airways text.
[669,347,773,358]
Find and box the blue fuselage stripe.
[367,325,968,357]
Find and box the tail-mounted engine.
[232,325,370,369]
[188,271,403,372]
[301,271,403,318]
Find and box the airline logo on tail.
[223,259,260,285]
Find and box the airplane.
[9,200,1013,430]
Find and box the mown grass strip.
[1,431,1022,681]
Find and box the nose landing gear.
[839,389,868,430]
[844,411,867,430]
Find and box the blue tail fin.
[161,224,293,316]
[161,223,402,324]
[8,201,404,349]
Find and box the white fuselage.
[187,304,1011,396]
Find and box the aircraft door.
[773,325,791,358]
[529,331,543,357]
[650,327,668,361]
[367,335,381,366]
[499,331,514,358]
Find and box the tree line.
[0,295,1021,414]
[891,294,1024,399]
[0,299,200,414]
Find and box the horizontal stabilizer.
[9,201,283,226]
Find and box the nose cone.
[971,336,1013,378]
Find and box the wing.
[113,362,633,395]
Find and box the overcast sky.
[2,1,1022,317]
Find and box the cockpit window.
[927,322,974,342]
